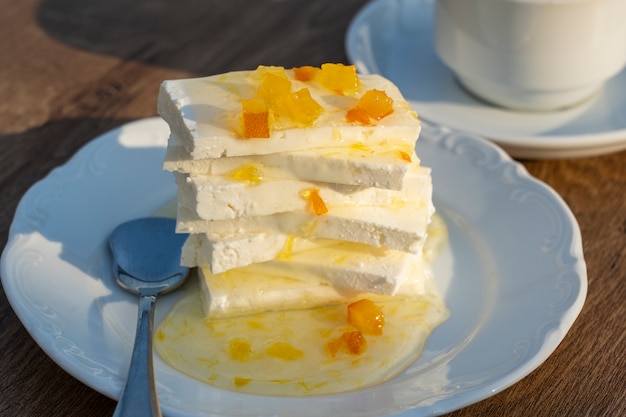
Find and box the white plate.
[346,0,626,159]
[1,118,586,416]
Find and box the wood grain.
[1,0,624,416]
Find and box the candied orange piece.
[291,88,323,124]
[319,63,360,96]
[241,98,270,138]
[273,88,323,126]
[325,331,368,357]
[293,66,320,81]
[347,89,394,125]
[325,337,344,358]
[347,299,384,336]
[301,188,328,215]
[397,150,412,162]
[342,331,368,355]
[345,107,371,125]
[309,190,328,215]
[258,72,292,103]
[359,89,394,120]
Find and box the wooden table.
[1,1,624,416]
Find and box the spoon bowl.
[109,217,189,417]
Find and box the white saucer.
[346,0,626,159]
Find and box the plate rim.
[1,117,587,416]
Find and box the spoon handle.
[113,293,162,417]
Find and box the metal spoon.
[109,217,189,417]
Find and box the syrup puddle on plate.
[153,214,450,396]
[155,278,448,395]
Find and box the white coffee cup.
[434,0,626,111]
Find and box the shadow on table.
[36,0,368,75]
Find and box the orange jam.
[346,89,394,125]
[318,63,360,96]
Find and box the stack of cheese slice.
[158,64,434,319]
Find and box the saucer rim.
[345,0,626,159]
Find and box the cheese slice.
[157,70,420,159]
[163,139,416,191]
[174,164,432,221]
[176,202,432,255]
[247,241,427,295]
[198,249,428,319]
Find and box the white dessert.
[158,69,420,159]
[174,163,431,221]
[156,64,450,397]
[158,64,435,318]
